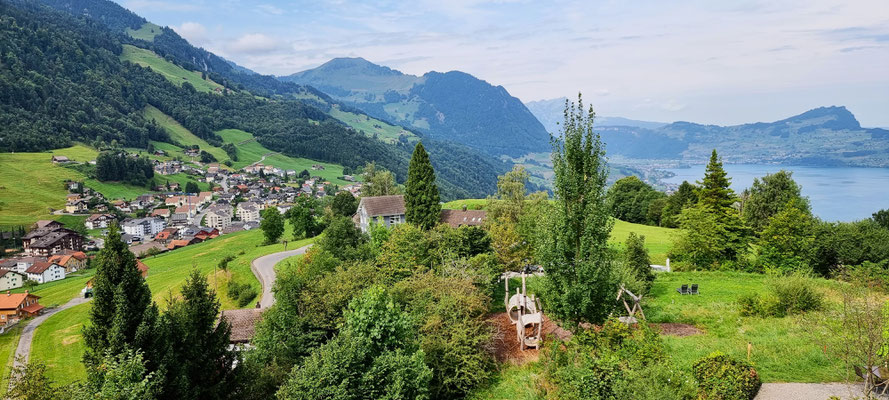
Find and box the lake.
[661,164,889,222]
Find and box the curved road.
[12,296,91,370]
[251,244,312,308]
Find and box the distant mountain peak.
[780,106,860,130]
[309,57,404,77]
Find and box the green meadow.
[125,22,162,42]
[120,45,223,94]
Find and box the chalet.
[440,208,487,228]
[311,164,325,171]
[48,251,88,273]
[22,227,83,257]
[85,214,115,230]
[25,261,66,284]
[237,202,261,223]
[205,204,233,230]
[122,218,167,240]
[355,195,406,233]
[184,148,200,157]
[65,198,88,213]
[167,237,202,250]
[129,241,168,258]
[0,292,43,325]
[0,270,25,290]
[51,155,70,164]
[343,175,355,182]
[33,220,63,230]
[194,228,219,241]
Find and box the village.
[0,155,366,329]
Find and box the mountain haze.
[282,58,550,156]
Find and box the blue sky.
[118,0,889,127]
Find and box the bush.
[692,352,761,400]
[614,362,696,400]
[218,255,235,271]
[738,273,823,317]
[237,286,258,308]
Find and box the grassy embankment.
[120,45,223,94]
[25,224,311,385]
[125,22,162,42]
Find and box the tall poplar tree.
[83,224,161,372]
[405,142,441,230]
[539,94,616,325]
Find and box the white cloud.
[226,33,282,55]
[173,22,208,46]
[257,4,284,15]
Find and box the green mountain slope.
[281,57,550,157]
[1,0,504,199]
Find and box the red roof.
[21,304,44,314]
[0,293,40,310]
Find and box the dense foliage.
[606,176,666,224]
[260,207,285,244]
[692,352,761,400]
[540,95,617,325]
[94,151,155,186]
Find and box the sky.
[118,0,889,127]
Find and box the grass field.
[0,324,23,395]
[120,45,223,94]
[29,302,90,385]
[125,22,162,42]
[10,270,95,308]
[27,224,313,384]
[0,152,83,227]
[647,271,847,383]
[144,105,230,163]
[329,105,416,145]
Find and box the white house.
[122,217,167,240]
[0,269,25,290]
[25,261,66,284]
[237,202,261,223]
[85,214,114,230]
[205,205,233,230]
[355,195,406,233]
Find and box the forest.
[0,0,505,199]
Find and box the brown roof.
[21,304,44,314]
[220,308,263,343]
[360,195,406,217]
[35,220,62,229]
[440,209,487,228]
[0,293,39,310]
[136,260,149,277]
[25,261,58,274]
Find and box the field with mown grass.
[26,224,313,383]
[0,151,84,227]
[121,45,223,94]
[329,104,416,145]
[143,105,230,163]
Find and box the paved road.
[755,382,887,399]
[12,296,92,369]
[251,244,312,309]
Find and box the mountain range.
[281,58,549,157]
[527,99,889,167]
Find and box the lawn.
[125,22,162,42]
[442,199,488,210]
[217,129,269,169]
[83,178,152,201]
[143,105,230,163]
[0,151,83,227]
[610,219,678,264]
[0,324,23,395]
[29,302,90,385]
[468,363,543,400]
[120,45,223,94]
[647,271,847,383]
[28,224,314,383]
[48,144,98,162]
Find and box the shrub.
[692,352,761,400]
[737,273,823,317]
[227,281,246,300]
[237,286,258,308]
[218,255,235,271]
[614,362,696,400]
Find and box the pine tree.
[405,142,441,230]
[539,94,616,325]
[698,150,736,214]
[158,270,239,399]
[83,224,161,372]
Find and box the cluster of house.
[63,182,105,214]
[0,220,90,325]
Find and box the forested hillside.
[282,57,550,157]
[0,0,506,199]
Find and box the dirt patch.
[489,312,573,365]
[653,322,703,337]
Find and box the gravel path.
[756,382,888,399]
[12,295,92,369]
[251,244,312,309]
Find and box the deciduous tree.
[260,207,284,244]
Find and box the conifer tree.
[83,224,161,372]
[159,270,239,399]
[698,150,736,214]
[539,94,616,325]
[405,142,441,230]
